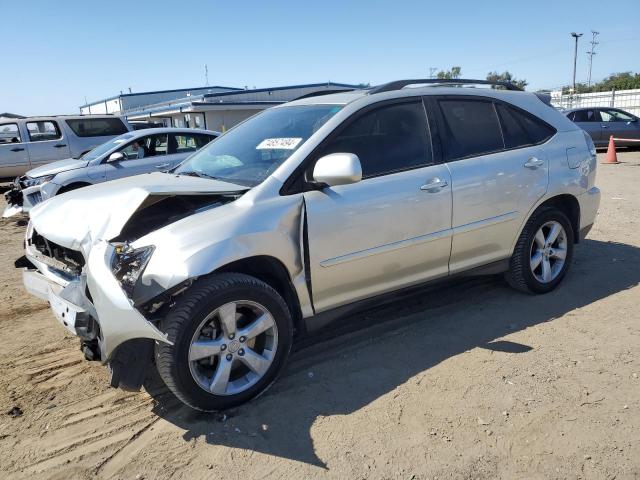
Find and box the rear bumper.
[578,187,601,236]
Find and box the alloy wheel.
[188,300,278,396]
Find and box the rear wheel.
[505,208,574,294]
[155,273,293,411]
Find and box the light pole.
[571,32,583,93]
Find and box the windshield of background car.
[174,105,342,186]
[80,133,136,161]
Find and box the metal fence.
[550,88,640,116]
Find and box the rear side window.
[438,99,503,160]
[0,123,21,144]
[568,109,598,122]
[169,134,214,154]
[320,100,433,178]
[65,118,128,137]
[496,103,555,148]
[26,121,62,142]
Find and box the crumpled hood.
[29,172,248,253]
[27,157,89,178]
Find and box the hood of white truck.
[27,157,90,178]
[29,172,248,253]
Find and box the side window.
[65,118,128,137]
[197,134,215,148]
[26,121,62,142]
[438,99,503,160]
[571,109,598,122]
[319,101,433,178]
[170,134,201,154]
[119,134,168,160]
[496,103,556,148]
[0,123,21,144]
[599,109,635,122]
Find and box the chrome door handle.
[420,178,448,192]
[524,157,544,169]
[155,162,171,168]
[602,124,608,128]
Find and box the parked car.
[564,107,640,147]
[18,79,600,411]
[0,115,132,179]
[3,128,219,217]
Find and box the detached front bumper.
[3,184,47,217]
[22,231,171,362]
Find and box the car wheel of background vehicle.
[155,273,293,411]
[505,207,574,294]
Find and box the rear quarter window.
[65,118,128,137]
[496,103,556,148]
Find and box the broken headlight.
[111,244,155,296]
[22,174,55,188]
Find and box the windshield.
[174,105,342,186]
[79,133,136,160]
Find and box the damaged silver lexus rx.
[18,79,601,411]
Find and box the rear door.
[105,133,170,180]
[303,99,453,311]
[433,96,553,273]
[0,122,30,177]
[568,109,603,145]
[25,120,71,166]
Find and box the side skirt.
[299,258,510,343]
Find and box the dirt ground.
[0,151,638,480]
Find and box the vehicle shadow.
[144,238,640,467]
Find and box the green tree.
[436,66,462,79]
[486,71,528,90]
[594,72,640,92]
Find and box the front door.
[25,120,71,167]
[0,122,30,177]
[303,99,453,312]
[598,108,640,145]
[105,133,170,181]
[435,97,552,273]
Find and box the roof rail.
[292,88,357,101]
[368,78,524,95]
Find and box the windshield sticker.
[256,138,303,150]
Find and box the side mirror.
[107,152,125,163]
[312,153,362,187]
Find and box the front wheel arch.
[57,182,92,195]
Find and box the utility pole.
[571,32,583,93]
[429,67,437,79]
[586,30,599,87]
[204,64,210,86]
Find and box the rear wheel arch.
[515,194,580,252]
[534,194,580,243]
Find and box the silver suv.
[19,79,600,411]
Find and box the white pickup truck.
[0,115,131,179]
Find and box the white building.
[79,86,241,115]
[80,83,363,132]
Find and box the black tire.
[505,207,574,294]
[155,273,293,411]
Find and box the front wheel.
[155,273,293,411]
[505,208,574,294]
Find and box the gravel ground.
[0,151,638,480]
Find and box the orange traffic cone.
[603,135,620,164]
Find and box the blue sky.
[2,0,639,116]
